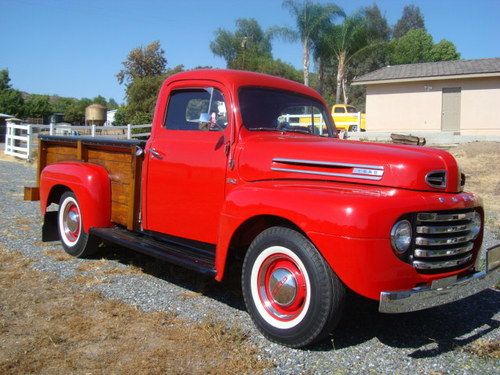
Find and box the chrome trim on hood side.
[273,158,384,171]
[272,158,385,181]
[271,167,383,181]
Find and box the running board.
[90,227,216,276]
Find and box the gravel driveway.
[1,159,498,374]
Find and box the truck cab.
[27,69,499,348]
[332,104,367,132]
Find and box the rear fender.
[40,162,111,232]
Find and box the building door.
[441,87,461,131]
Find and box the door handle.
[149,148,163,159]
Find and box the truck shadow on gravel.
[318,290,499,357]
[98,245,498,357]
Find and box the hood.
[237,134,462,193]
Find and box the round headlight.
[391,220,412,254]
[470,211,481,239]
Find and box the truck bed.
[28,135,145,230]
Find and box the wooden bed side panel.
[37,139,143,230]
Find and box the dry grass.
[76,258,144,278]
[463,339,500,360]
[43,249,74,262]
[449,142,500,236]
[0,248,272,374]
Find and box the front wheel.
[242,227,345,348]
[58,191,99,258]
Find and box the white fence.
[4,122,151,160]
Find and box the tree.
[0,69,12,92]
[23,95,53,120]
[210,18,273,68]
[63,98,92,124]
[107,98,119,109]
[281,0,344,86]
[0,89,24,117]
[430,39,460,61]
[393,4,425,38]
[113,106,128,125]
[93,95,107,106]
[390,28,433,64]
[210,18,302,80]
[364,3,391,41]
[120,65,184,125]
[0,69,24,116]
[327,14,372,103]
[116,41,167,85]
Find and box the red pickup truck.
[25,69,499,348]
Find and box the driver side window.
[164,88,228,131]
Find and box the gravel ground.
[0,158,499,374]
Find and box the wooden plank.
[24,186,40,201]
[46,152,79,165]
[87,158,133,183]
[111,201,129,226]
[86,148,133,162]
[46,144,77,156]
[111,181,130,205]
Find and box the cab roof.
[163,69,324,102]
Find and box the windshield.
[239,87,334,137]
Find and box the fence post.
[357,112,361,132]
[91,125,96,137]
[49,123,54,135]
[127,124,132,139]
[26,124,32,160]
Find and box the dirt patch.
[464,339,500,359]
[0,152,35,166]
[449,142,500,236]
[0,248,272,374]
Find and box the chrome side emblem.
[352,168,384,177]
[438,197,445,203]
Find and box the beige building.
[352,58,500,135]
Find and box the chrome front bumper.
[379,245,500,313]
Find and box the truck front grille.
[412,210,479,273]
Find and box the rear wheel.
[58,191,98,257]
[242,227,345,348]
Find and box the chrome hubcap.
[66,210,79,233]
[269,268,297,306]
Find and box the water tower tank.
[85,104,107,125]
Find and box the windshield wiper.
[281,128,313,135]
[248,127,280,132]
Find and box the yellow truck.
[331,104,366,132]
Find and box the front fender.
[40,162,111,232]
[215,180,483,289]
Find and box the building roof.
[352,57,500,85]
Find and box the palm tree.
[280,0,344,86]
[327,15,371,103]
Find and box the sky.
[1,0,499,103]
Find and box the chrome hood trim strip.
[271,167,383,181]
[272,158,384,181]
[273,158,384,170]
